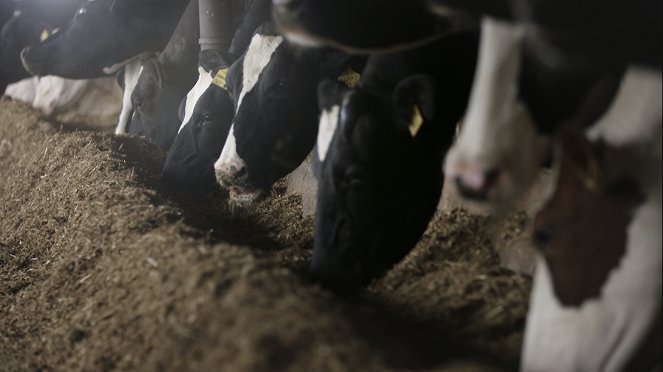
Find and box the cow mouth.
[215,168,267,204]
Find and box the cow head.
[20,0,184,79]
[534,132,645,306]
[522,66,662,371]
[216,26,315,203]
[161,49,237,191]
[311,75,449,293]
[127,57,197,151]
[444,17,619,205]
[215,23,360,203]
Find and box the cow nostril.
[483,169,501,189]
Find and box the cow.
[20,0,188,79]
[271,0,474,54]
[1,0,85,92]
[310,30,479,292]
[121,0,200,151]
[4,75,122,121]
[161,0,272,191]
[443,17,622,205]
[213,22,364,203]
[523,66,661,371]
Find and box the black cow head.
[20,0,185,79]
[161,49,237,192]
[311,75,450,293]
[127,57,197,151]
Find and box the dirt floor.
[0,98,532,372]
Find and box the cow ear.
[393,74,436,137]
[339,90,365,140]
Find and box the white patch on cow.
[6,76,121,120]
[33,77,87,116]
[178,66,214,133]
[522,66,662,372]
[4,77,39,103]
[115,61,143,134]
[214,126,246,179]
[236,34,283,109]
[444,17,549,204]
[316,105,340,162]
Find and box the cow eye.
[132,98,143,109]
[196,113,214,127]
[533,227,554,250]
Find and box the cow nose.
[448,167,502,201]
[215,161,248,187]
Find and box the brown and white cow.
[522,66,661,371]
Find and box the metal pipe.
[198,0,233,51]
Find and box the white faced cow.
[444,17,619,205]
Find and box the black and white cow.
[0,0,85,92]
[20,0,188,79]
[523,66,661,371]
[161,0,271,191]
[444,17,622,204]
[160,48,238,191]
[213,22,364,202]
[121,0,200,151]
[310,30,479,292]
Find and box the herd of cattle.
[1,0,661,370]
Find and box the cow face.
[161,50,237,192]
[214,30,289,202]
[311,76,447,293]
[215,26,358,203]
[271,0,469,54]
[20,0,184,79]
[128,59,196,151]
[522,66,662,372]
[444,17,618,205]
[534,133,645,306]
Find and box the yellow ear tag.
[409,104,424,137]
[337,68,361,88]
[213,68,228,89]
[40,29,50,42]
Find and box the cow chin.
[227,184,266,204]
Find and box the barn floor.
[0,98,531,371]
